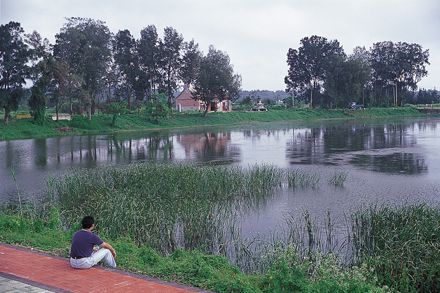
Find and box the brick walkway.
[0,244,203,293]
[0,275,52,292]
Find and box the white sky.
[1,0,439,91]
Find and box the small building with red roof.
[175,85,232,113]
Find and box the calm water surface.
[1,117,440,240]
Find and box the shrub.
[145,93,171,123]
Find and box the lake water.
[1,117,440,245]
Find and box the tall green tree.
[285,35,345,107]
[54,17,112,119]
[324,48,372,108]
[138,25,160,101]
[0,21,30,124]
[113,29,146,108]
[27,31,53,124]
[180,39,202,86]
[413,89,440,104]
[158,27,184,107]
[27,31,75,122]
[350,47,372,106]
[193,46,241,116]
[370,41,429,106]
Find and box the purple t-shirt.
[70,230,103,258]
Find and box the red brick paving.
[0,244,201,293]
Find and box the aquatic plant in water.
[328,171,348,187]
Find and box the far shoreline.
[0,107,435,141]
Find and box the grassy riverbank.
[0,210,382,292]
[0,107,424,141]
[2,163,440,291]
[2,203,439,292]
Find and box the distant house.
[175,85,202,112]
[175,85,232,113]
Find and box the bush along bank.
[0,107,425,141]
[0,209,384,293]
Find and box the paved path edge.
[0,242,210,293]
[0,271,69,292]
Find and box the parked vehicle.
[251,100,268,111]
[350,102,364,110]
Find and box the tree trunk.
[127,88,131,109]
[3,109,10,125]
[91,96,96,116]
[87,104,92,120]
[203,99,210,117]
[362,87,365,106]
[56,97,59,121]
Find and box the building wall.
[176,87,232,112]
[176,88,201,112]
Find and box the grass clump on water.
[328,171,348,187]
[286,169,320,189]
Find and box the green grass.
[0,107,424,141]
[3,161,439,291]
[328,172,348,187]
[286,169,320,189]
[0,210,384,292]
[351,204,440,292]
[49,163,285,255]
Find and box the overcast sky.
[1,0,439,90]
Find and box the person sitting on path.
[70,216,117,269]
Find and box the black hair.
[81,216,94,229]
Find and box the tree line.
[0,18,241,124]
[285,35,431,108]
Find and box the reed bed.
[351,204,440,292]
[47,163,440,291]
[50,163,284,255]
[48,163,345,265]
[286,169,320,189]
[227,203,440,292]
[328,171,348,187]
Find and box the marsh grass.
[50,163,285,255]
[48,163,351,267]
[47,163,336,271]
[2,190,439,291]
[9,167,23,216]
[0,210,386,293]
[328,171,348,187]
[286,169,320,189]
[350,204,440,292]
[32,162,440,291]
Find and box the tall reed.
[286,169,320,189]
[47,162,440,291]
[350,204,440,292]
[50,163,283,255]
[328,171,348,187]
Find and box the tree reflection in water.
[286,121,426,173]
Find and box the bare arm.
[100,242,116,258]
